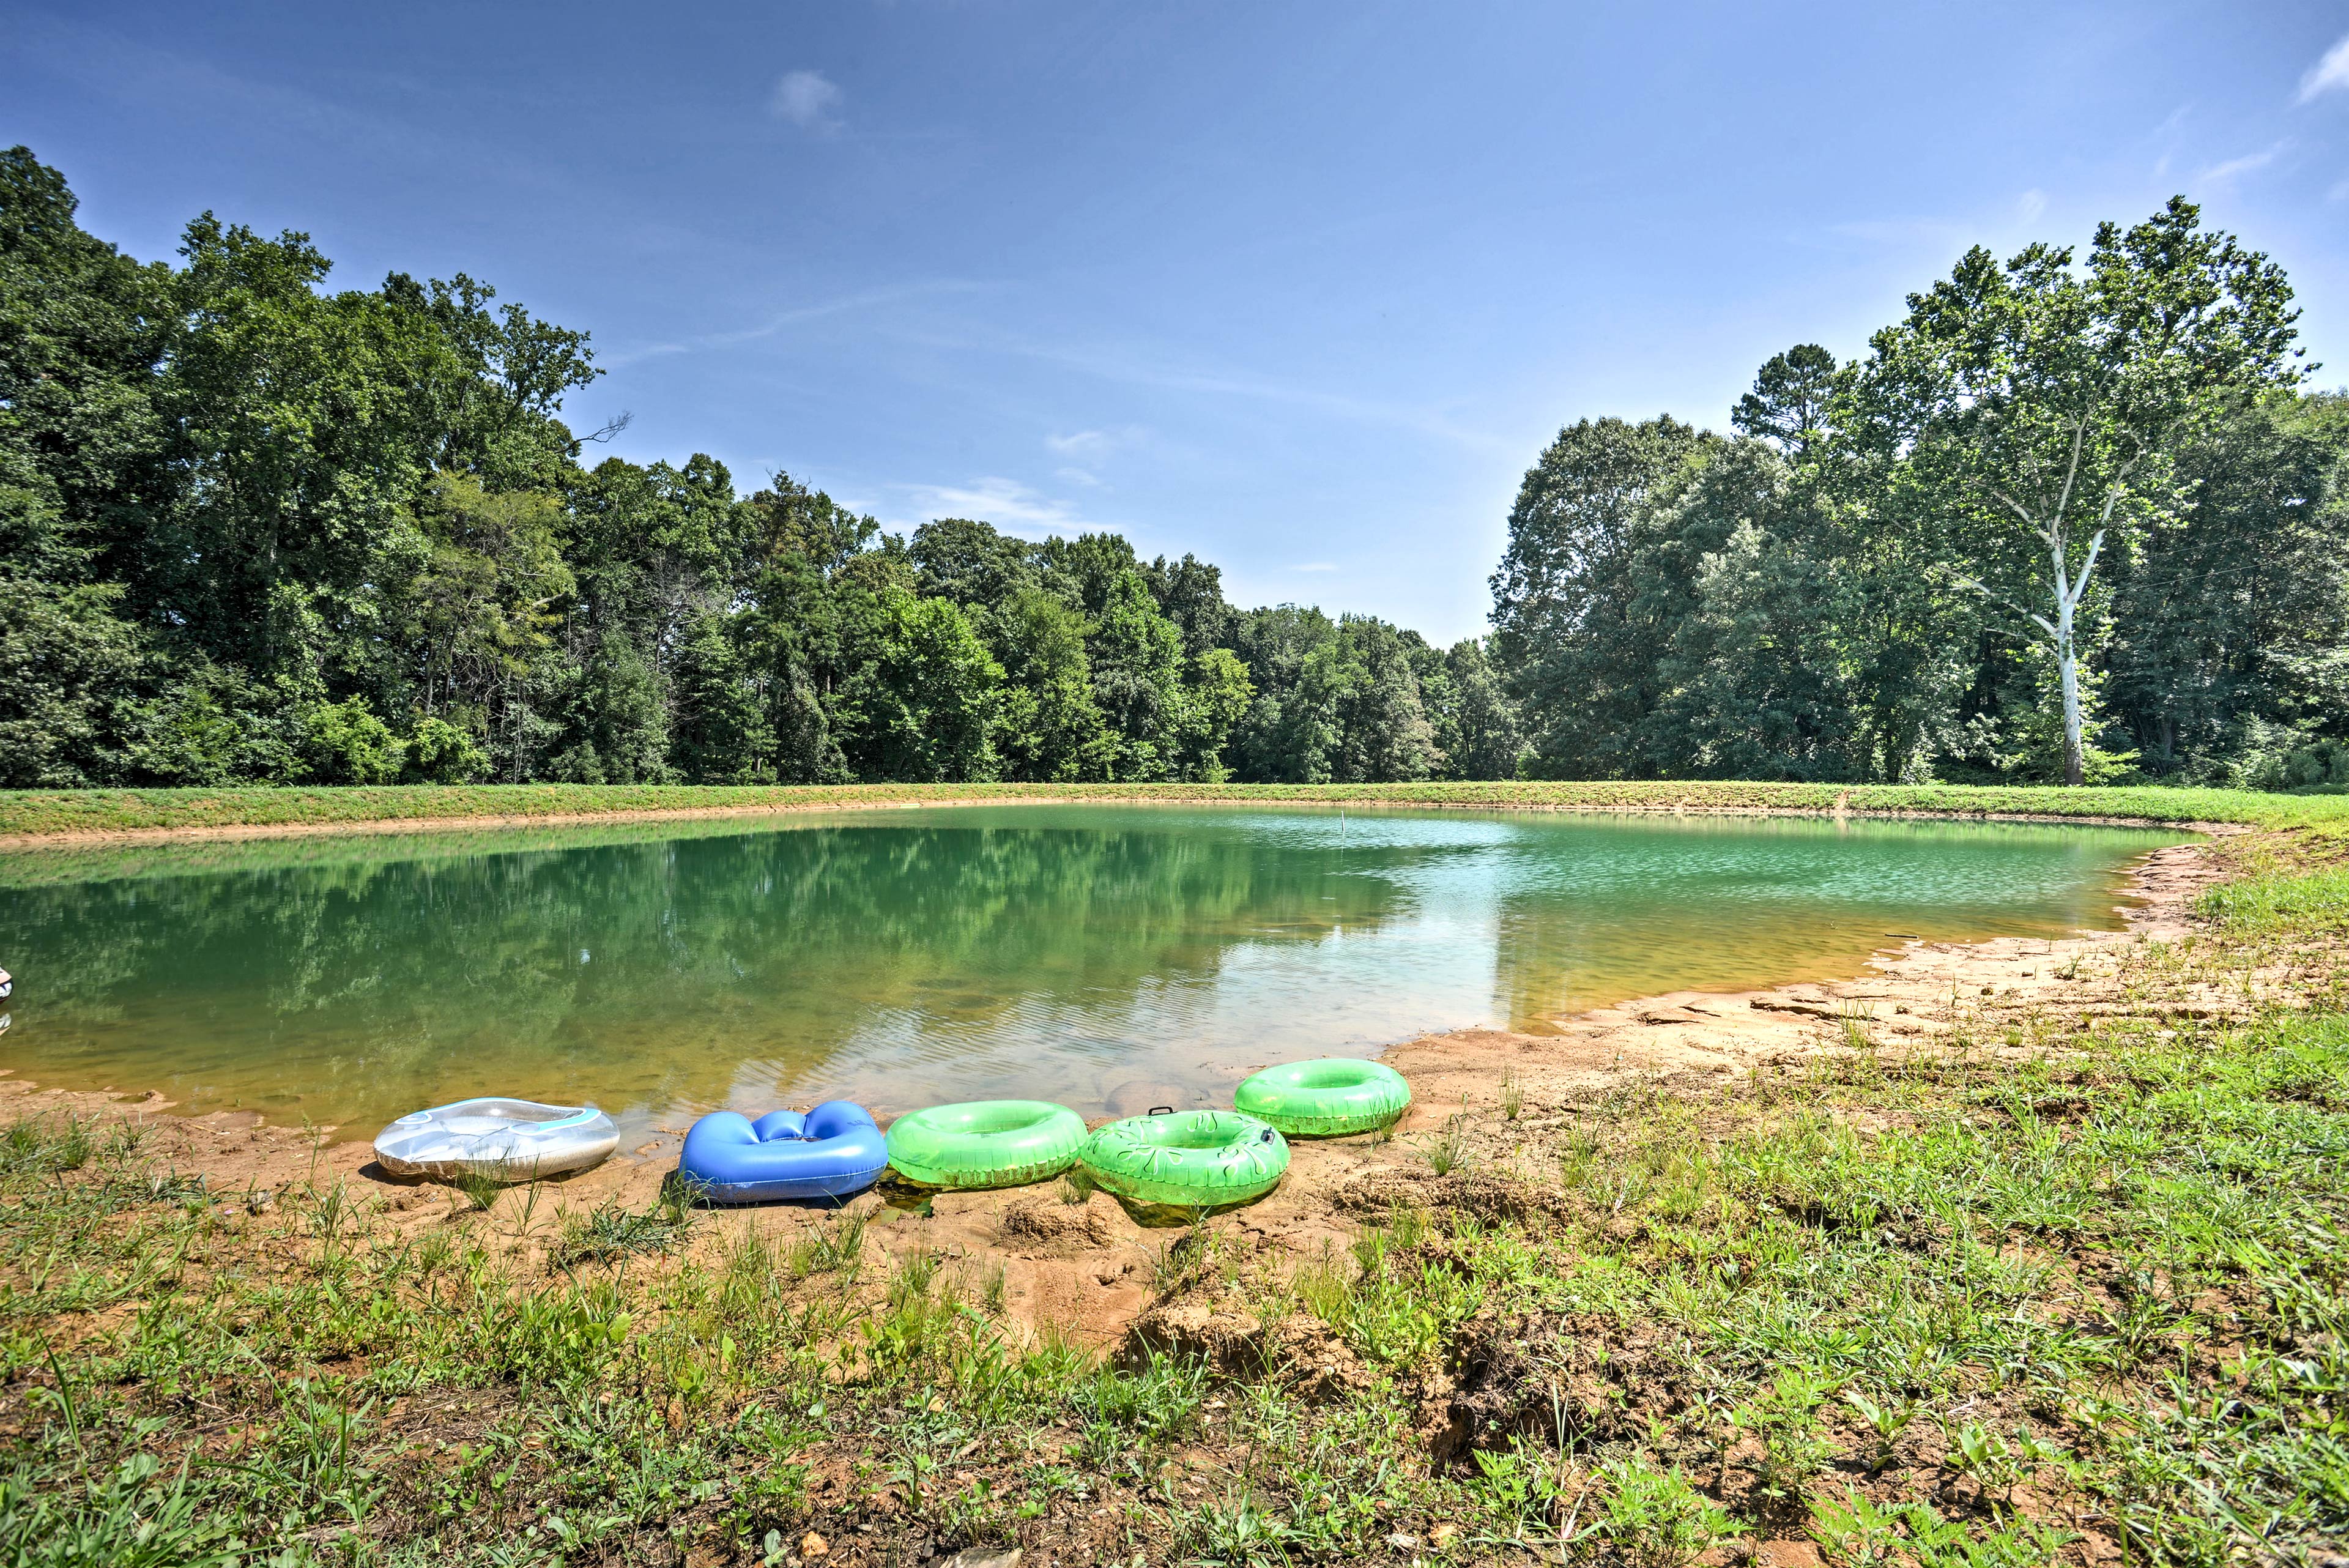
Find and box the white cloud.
[771,69,844,131]
[600,280,981,368]
[1044,425,1148,459]
[899,477,1093,536]
[2017,189,2047,222]
[1040,426,1148,492]
[2298,32,2349,103]
[1290,562,1337,573]
[2196,140,2289,187]
[907,325,1500,450]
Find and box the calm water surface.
[0,805,2181,1140]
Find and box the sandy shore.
[0,837,2238,1350]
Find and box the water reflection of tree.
[2,816,1431,1125]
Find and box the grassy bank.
[6,778,2349,839]
[6,803,2349,1564]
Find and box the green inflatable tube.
[1234,1058,1411,1137]
[885,1100,1088,1189]
[1080,1110,1290,1208]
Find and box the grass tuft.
[0,1115,92,1176]
[450,1167,503,1213]
[554,1191,694,1266]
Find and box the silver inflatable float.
[373,1098,618,1181]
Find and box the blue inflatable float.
[678,1101,889,1203]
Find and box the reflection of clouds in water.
[765,934,1486,1121]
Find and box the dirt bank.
[0,839,2237,1351]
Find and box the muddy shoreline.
[0,836,2228,1349]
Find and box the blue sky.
[7,2,2348,642]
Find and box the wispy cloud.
[2298,32,2349,103]
[919,330,1500,451]
[2195,140,2289,187]
[1044,428,1133,457]
[13,16,561,199]
[771,69,844,131]
[1290,562,1337,573]
[897,476,1095,536]
[601,280,982,368]
[1041,425,1148,488]
[2017,189,2047,223]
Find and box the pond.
[0,804,2181,1141]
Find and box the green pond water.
[0,805,2181,1142]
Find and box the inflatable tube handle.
[1148,1105,1174,1116]
[521,1105,603,1135]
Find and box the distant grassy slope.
[6,779,2349,839]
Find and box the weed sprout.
[451,1167,503,1213]
[1422,1113,1469,1175]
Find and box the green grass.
[2199,860,2349,935]
[7,778,2349,840]
[7,994,2347,1561]
[7,802,2349,1562]
[551,1191,697,1268]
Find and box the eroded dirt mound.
[1433,1308,1693,1467]
[1334,1167,1566,1228]
[1122,1293,1375,1402]
[999,1192,1119,1253]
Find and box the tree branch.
[2050,418,2088,526]
[2068,529,2105,608]
[1986,488,2042,529]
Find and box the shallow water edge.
[0,805,2189,1142]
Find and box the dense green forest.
[6,145,2343,794]
[0,147,1517,791]
[1491,199,2349,789]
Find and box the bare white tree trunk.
[2055,558,2084,788]
[1998,424,2124,788]
[2036,527,2102,788]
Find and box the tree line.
[1490,198,2349,789]
[0,147,1519,790]
[10,148,2342,797]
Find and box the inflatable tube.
[1080,1110,1289,1208]
[680,1101,888,1203]
[374,1098,617,1182]
[886,1100,1088,1189]
[1234,1058,1411,1137]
